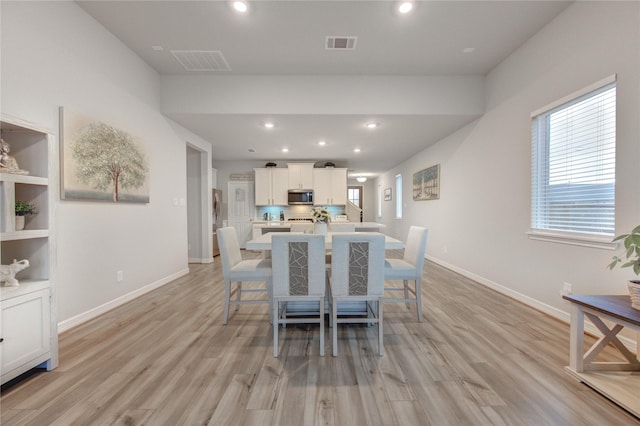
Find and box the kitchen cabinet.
[254,168,288,205]
[1,115,58,385]
[313,168,347,205]
[287,163,314,189]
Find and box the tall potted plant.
[607,225,640,309]
[14,201,36,231]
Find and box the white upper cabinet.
[287,163,314,189]
[313,168,347,206]
[254,168,288,206]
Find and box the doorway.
[186,144,212,263]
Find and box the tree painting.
[71,121,148,202]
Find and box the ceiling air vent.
[170,50,232,72]
[325,36,357,50]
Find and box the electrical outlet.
[117,270,124,282]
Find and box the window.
[377,184,382,218]
[395,174,403,219]
[530,76,616,245]
[348,187,361,208]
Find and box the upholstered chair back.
[330,233,385,298]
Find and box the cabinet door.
[1,289,51,380]
[254,168,271,205]
[313,169,333,205]
[330,169,348,205]
[288,163,314,189]
[271,168,289,205]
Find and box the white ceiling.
[77,0,571,176]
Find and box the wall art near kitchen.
[413,164,440,201]
[60,108,150,203]
[384,187,392,201]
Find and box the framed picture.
[384,187,392,201]
[413,164,440,201]
[60,108,150,203]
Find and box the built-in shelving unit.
[1,115,58,385]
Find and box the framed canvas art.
[413,164,440,201]
[60,108,150,203]
[384,187,392,201]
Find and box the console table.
[563,294,640,417]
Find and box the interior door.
[227,181,255,248]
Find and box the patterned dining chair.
[329,233,385,356]
[271,234,327,357]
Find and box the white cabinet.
[0,116,57,385]
[1,285,51,383]
[287,163,314,189]
[313,168,347,205]
[254,168,288,206]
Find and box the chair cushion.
[229,259,272,281]
[384,258,419,279]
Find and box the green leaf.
[612,234,629,242]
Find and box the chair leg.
[223,280,231,325]
[332,298,338,357]
[415,278,423,323]
[235,282,242,311]
[273,300,279,357]
[319,298,325,357]
[403,280,410,309]
[378,299,384,356]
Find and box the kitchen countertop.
[252,221,386,229]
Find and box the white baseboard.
[58,268,190,333]
[188,257,214,264]
[426,255,637,353]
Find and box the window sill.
[527,230,617,250]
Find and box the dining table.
[245,231,404,251]
[246,231,403,316]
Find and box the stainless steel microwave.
[288,189,314,205]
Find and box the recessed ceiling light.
[463,47,476,53]
[398,2,413,14]
[282,148,289,153]
[354,148,361,153]
[232,1,248,13]
[264,122,275,129]
[366,122,378,129]
[318,140,326,146]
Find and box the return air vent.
[170,50,232,71]
[325,36,357,50]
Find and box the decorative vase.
[628,280,640,310]
[15,215,25,231]
[314,221,328,235]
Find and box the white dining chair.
[329,233,385,356]
[217,226,272,325]
[384,226,429,322]
[271,234,327,357]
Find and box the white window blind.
[531,78,616,237]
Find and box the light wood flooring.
[1,251,639,425]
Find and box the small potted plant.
[311,207,330,235]
[14,201,37,231]
[608,225,640,309]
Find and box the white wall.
[1,1,212,328]
[375,1,640,321]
